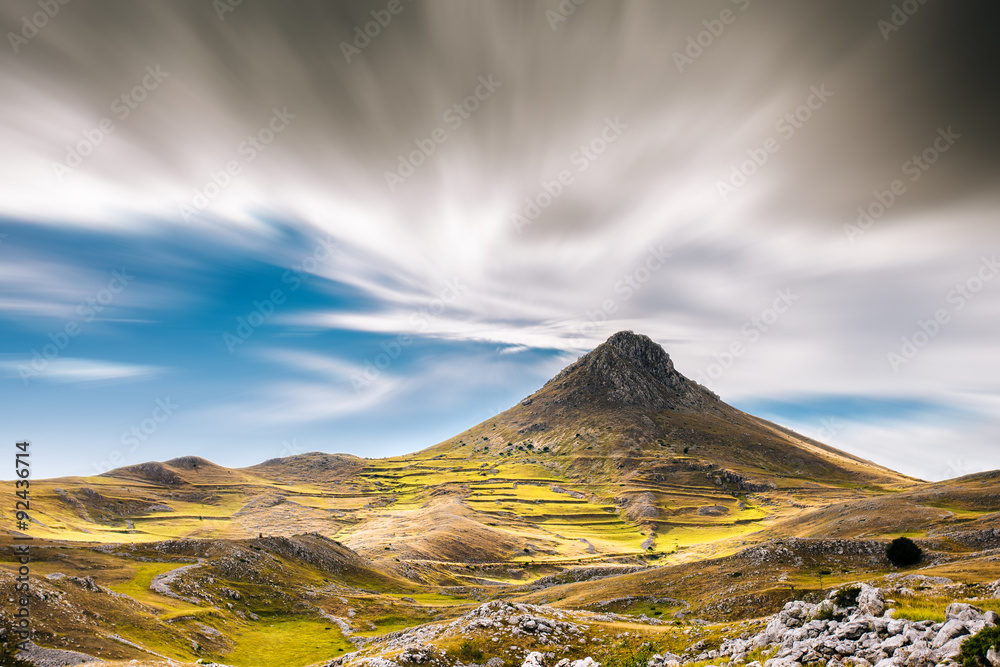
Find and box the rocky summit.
[545,330,718,411]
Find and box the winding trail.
[149,558,205,604]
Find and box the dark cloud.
[1,1,998,479]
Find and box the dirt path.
[149,558,205,604]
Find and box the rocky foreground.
[14,582,1000,667]
[328,584,999,667]
[704,584,998,667]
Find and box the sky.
[1,1,998,481]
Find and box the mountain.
[7,331,998,667]
[430,330,913,488]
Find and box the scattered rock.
[16,641,98,666]
[720,590,998,667]
[66,576,101,592]
[697,505,729,516]
[858,584,886,617]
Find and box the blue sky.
[0,219,570,476]
[1,2,998,480]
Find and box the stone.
[932,619,969,649]
[881,635,908,652]
[840,621,872,640]
[937,637,967,661]
[946,603,984,623]
[887,620,907,636]
[522,652,546,667]
[903,645,937,667]
[858,585,886,617]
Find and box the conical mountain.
[432,331,914,489]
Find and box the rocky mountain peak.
[543,331,717,411]
[603,330,679,384]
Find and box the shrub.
[886,536,923,567]
[959,626,1000,667]
[457,640,484,662]
[814,604,835,621]
[834,585,861,607]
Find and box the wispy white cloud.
[0,358,164,384]
[202,348,407,425]
[776,412,1000,482]
[230,379,405,425]
[0,258,98,319]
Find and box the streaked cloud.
[0,357,164,384]
[1,1,998,479]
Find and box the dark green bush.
[959,626,1000,667]
[834,585,861,607]
[886,536,923,567]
